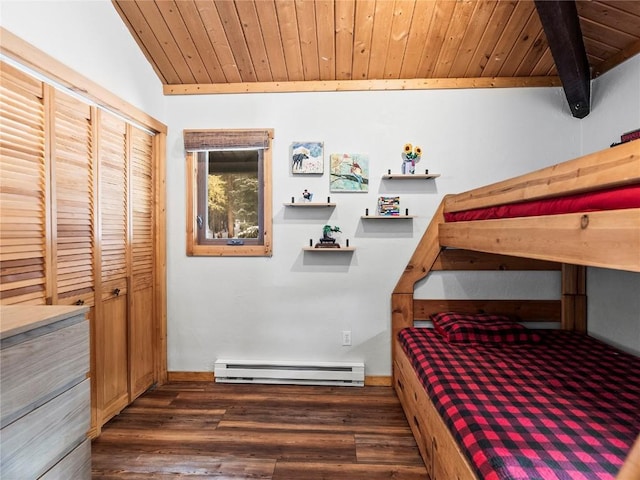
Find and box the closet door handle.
[75,299,85,306]
[113,288,121,296]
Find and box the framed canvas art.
[330,153,369,192]
[290,141,324,174]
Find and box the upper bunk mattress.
[398,327,640,480]
[444,183,640,222]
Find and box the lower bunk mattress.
[398,327,640,480]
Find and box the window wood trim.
[185,137,273,257]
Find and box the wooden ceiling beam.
[163,76,561,95]
[534,0,591,118]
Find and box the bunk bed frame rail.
[391,140,640,480]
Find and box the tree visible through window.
[185,129,273,257]
[199,150,261,242]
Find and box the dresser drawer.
[0,316,89,428]
[395,355,434,477]
[0,379,90,479]
[40,438,91,480]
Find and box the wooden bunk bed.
[391,140,640,480]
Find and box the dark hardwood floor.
[91,382,428,479]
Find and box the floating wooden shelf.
[283,202,336,207]
[361,215,415,219]
[382,174,440,179]
[303,247,355,252]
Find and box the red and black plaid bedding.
[430,312,543,344]
[443,183,640,223]
[398,327,640,480]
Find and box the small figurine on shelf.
[401,143,422,174]
[316,225,342,248]
[302,189,313,202]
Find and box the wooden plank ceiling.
[113,0,640,95]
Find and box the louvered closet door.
[129,126,155,399]
[0,63,47,305]
[52,91,99,434]
[100,112,128,292]
[52,91,95,306]
[97,110,129,424]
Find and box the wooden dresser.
[0,305,91,479]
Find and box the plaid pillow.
[430,312,542,344]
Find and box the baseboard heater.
[214,359,365,387]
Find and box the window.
[185,129,273,256]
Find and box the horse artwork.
[292,152,308,171]
[290,142,324,174]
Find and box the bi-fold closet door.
[0,63,47,306]
[95,111,156,426]
[0,61,156,435]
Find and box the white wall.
[1,1,636,370]
[581,55,640,355]
[165,87,580,374]
[0,0,165,122]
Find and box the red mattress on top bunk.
[443,183,640,222]
[398,327,640,480]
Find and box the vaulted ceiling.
[113,0,640,101]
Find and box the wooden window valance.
[183,129,273,151]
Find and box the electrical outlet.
[342,330,352,346]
